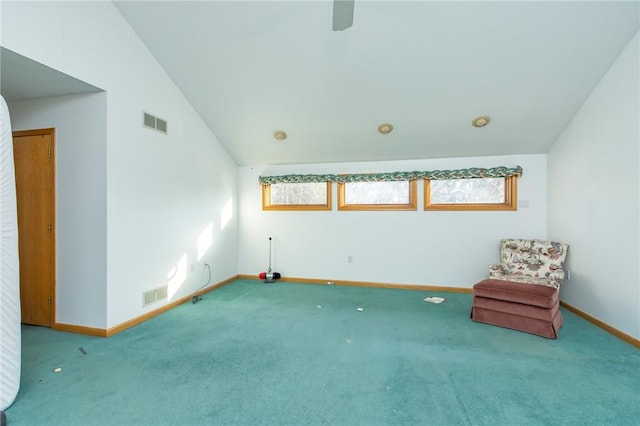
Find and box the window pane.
[270,182,327,205]
[429,178,505,204]
[345,181,410,204]
[339,179,416,211]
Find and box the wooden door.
[13,128,56,327]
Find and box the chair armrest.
[549,270,565,288]
[489,262,510,277]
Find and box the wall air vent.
[156,118,167,133]
[143,111,168,135]
[143,112,156,128]
[143,285,168,307]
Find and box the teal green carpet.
[5,280,640,425]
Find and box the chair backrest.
[500,239,569,279]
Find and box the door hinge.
[48,297,52,306]
[48,145,52,158]
[48,222,52,233]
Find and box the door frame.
[12,128,56,327]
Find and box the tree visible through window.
[262,182,331,210]
[430,178,504,204]
[425,176,517,210]
[338,179,417,211]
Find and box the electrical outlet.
[566,270,571,280]
[348,255,353,263]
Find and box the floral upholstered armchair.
[489,239,569,289]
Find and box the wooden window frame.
[262,182,332,211]
[424,175,517,211]
[338,179,417,211]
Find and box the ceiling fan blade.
[332,0,354,31]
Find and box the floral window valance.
[258,166,523,185]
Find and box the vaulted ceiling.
[112,1,638,166]
[7,2,639,167]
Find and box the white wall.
[8,93,108,329]
[2,2,239,329]
[239,154,547,287]
[548,32,639,339]
[5,2,633,338]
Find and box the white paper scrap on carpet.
[424,296,446,304]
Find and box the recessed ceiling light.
[377,123,394,134]
[273,130,287,141]
[472,116,491,128]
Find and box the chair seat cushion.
[492,275,555,287]
[473,279,559,308]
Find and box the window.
[424,176,517,211]
[259,166,522,212]
[338,179,417,211]
[262,182,332,210]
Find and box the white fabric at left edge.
[0,94,21,411]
